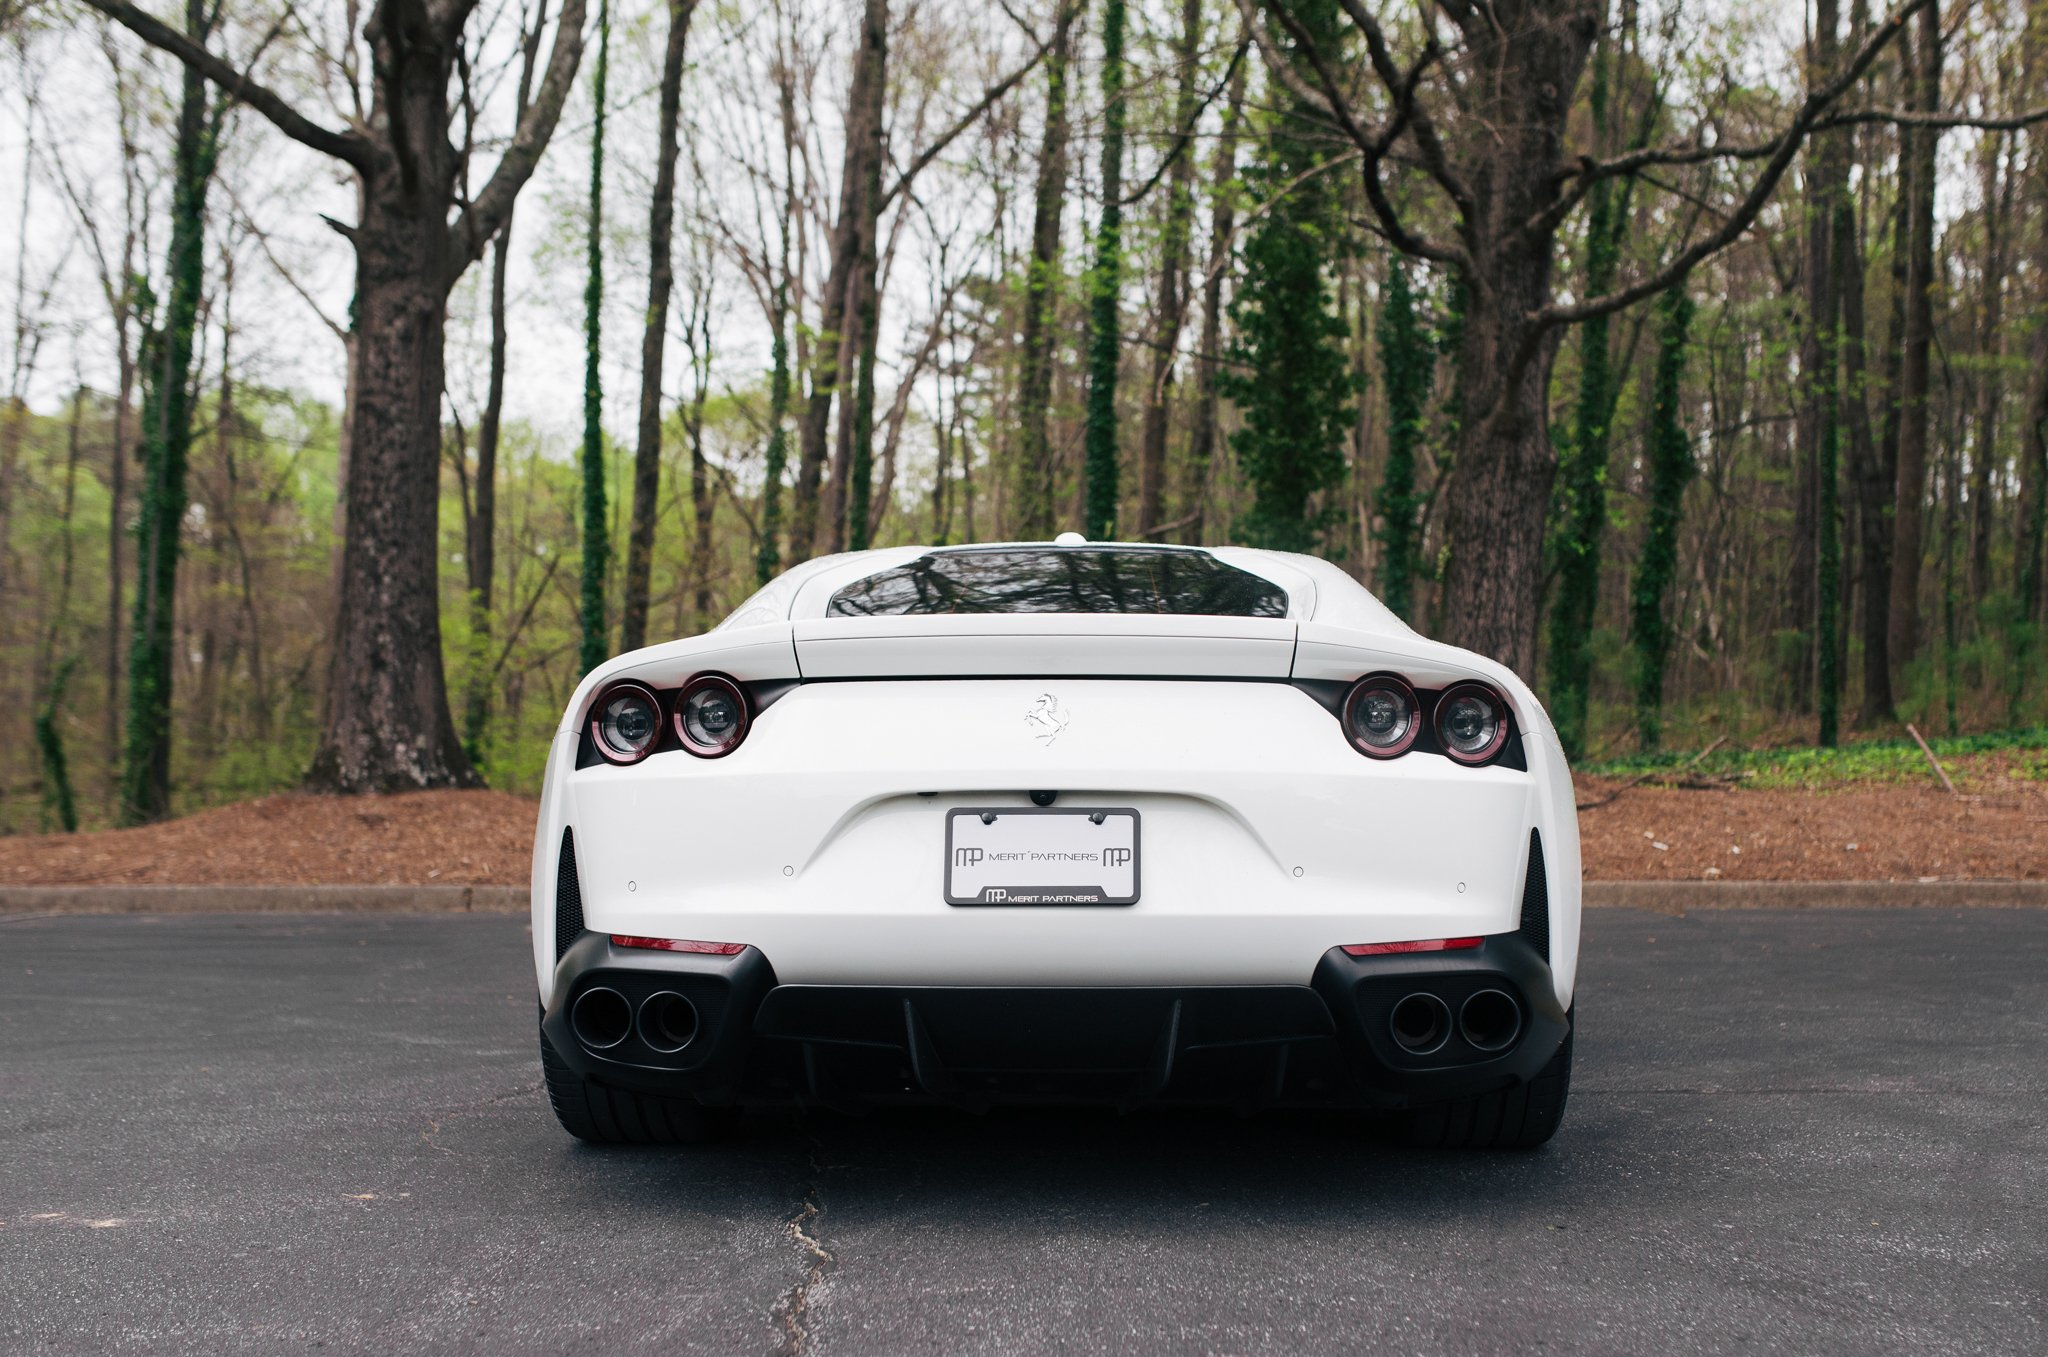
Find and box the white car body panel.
[532,544,1581,1016]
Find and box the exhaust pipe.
[1388,992,1452,1055]
[637,991,700,1053]
[570,986,633,1050]
[1459,989,1522,1052]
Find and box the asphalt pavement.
[1,906,2042,1355]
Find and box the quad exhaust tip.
[1459,989,1522,1052]
[637,991,700,1053]
[1388,993,1452,1055]
[570,986,633,1050]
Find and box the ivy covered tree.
[1374,260,1432,621]
[578,0,611,676]
[1083,0,1127,541]
[1629,286,1695,752]
[1544,38,1633,762]
[1218,0,1355,553]
[121,0,223,825]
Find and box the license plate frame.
[944,807,1141,907]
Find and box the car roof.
[717,541,1414,638]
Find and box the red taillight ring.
[1342,673,1422,759]
[1436,681,1511,766]
[588,681,664,765]
[673,673,750,758]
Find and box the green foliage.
[1218,0,1356,554]
[1083,0,1126,541]
[1628,286,1695,752]
[1583,726,2048,791]
[578,0,612,677]
[1374,260,1431,620]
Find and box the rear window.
[826,547,1291,618]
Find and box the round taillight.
[1435,682,1510,765]
[589,682,664,765]
[674,674,749,757]
[1343,674,1421,758]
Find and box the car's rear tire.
[540,1022,734,1145]
[1391,1016,1573,1150]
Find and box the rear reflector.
[610,935,746,955]
[1342,937,1483,956]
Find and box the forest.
[1,0,2045,831]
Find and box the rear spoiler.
[792,614,1298,679]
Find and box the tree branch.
[447,0,588,282]
[81,0,373,170]
[878,27,1053,211]
[1533,0,1932,336]
[1333,0,1467,214]
[1233,0,1468,271]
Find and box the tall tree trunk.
[1011,0,1079,542]
[685,304,716,629]
[1427,7,1599,677]
[791,0,888,563]
[1184,56,1244,545]
[1083,0,1128,540]
[104,301,135,776]
[757,47,800,585]
[1838,147,1893,726]
[1802,0,1849,746]
[91,0,589,793]
[1136,0,1201,537]
[1969,130,2011,604]
[1375,260,1432,622]
[620,0,697,651]
[120,0,219,824]
[463,0,547,765]
[1630,286,1695,752]
[843,221,884,551]
[1887,0,1940,688]
[1546,36,1625,759]
[577,0,612,675]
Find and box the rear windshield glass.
[826,548,1290,618]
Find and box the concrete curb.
[0,884,529,918]
[2,880,2045,919]
[1584,880,2048,911]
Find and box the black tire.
[1390,1018,1573,1150]
[540,1023,734,1145]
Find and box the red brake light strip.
[1341,937,1483,956]
[610,935,747,955]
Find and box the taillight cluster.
[1342,673,1512,767]
[587,673,750,765]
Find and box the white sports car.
[531,539,1580,1148]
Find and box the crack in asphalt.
[770,1137,839,1357]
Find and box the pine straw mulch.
[1,780,2045,887]
[0,791,537,887]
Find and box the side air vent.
[555,827,586,961]
[1519,828,1550,962]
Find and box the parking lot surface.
[1,906,2041,1354]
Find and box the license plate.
[945,808,1141,906]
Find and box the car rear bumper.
[540,930,1570,1111]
